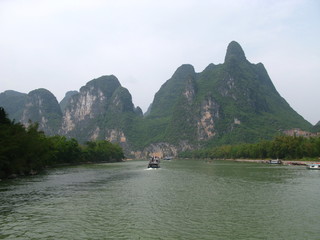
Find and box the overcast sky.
[0,0,319,124]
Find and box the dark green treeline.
[180,135,320,160]
[0,107,124,179]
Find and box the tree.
[83,140,124,162]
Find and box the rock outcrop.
[60,75,141,147]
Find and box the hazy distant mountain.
[21,88,62,135]
[0,90,27,121]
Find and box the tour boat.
[306,163,320,170]
[148,157,160,168]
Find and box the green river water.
[0,159,319,239]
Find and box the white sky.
[0,0,319,124]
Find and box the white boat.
[306,163,320,170]
[268,159,282,164]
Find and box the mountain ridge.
[0,41,315,158]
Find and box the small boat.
[163,156,173,160]
[148,157,160,168]
[306,163,320,170]
[268,159,282,164]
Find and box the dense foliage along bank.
[0,108,124,179]
[180,135,320,160]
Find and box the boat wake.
[144,168,161,171]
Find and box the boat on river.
[306,163,320,170]
[268,159,282,164]
[148,157,160,168]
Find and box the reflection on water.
[0,159,319,239]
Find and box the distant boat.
[306,163,320,170]
[148,157,160,168]
[163,156,173,160]
[268,159,282,164]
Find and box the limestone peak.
[224,41,247,63]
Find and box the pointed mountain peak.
[224,41,247,63]
[175,64,195,73]
[172,64,195,79]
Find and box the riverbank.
[224,159,312,165]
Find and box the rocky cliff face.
[197,96,220,140]
[60,91,78,112]
[132,141,193,159]
[60,75,140,144]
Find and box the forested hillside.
[143,41,311,149]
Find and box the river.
[0,159,319,239]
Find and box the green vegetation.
[126,117,168,149]
[83,140,124,162]
[149,64,196,118]
[180,135,320,160]
[0,107,124,180]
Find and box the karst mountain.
[0,41,312,157]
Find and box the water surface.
[0,159,319,239]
